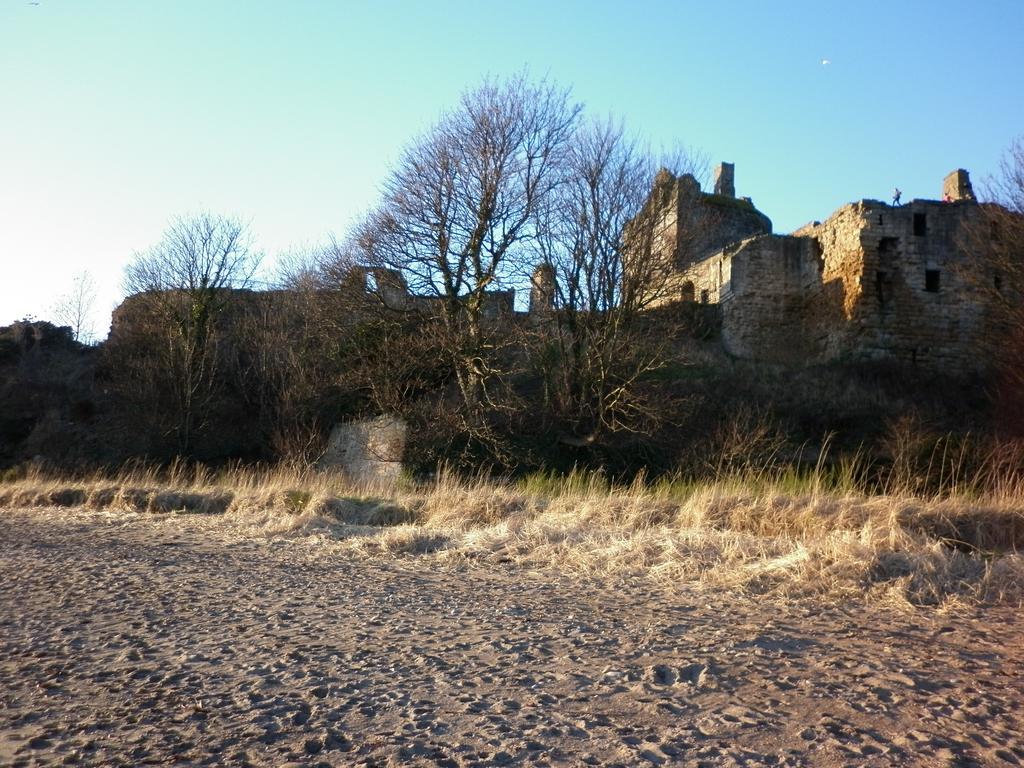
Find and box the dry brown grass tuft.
[2,462,1022,607]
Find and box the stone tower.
[713,162,735,198]
[942,169,976,201]
[529,263,556,315]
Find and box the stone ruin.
[713,161,735,198]
[631,163,1011,371]
[318,415,407,484]
[103,161,1016,474]
[943,169,976,202]
[345,265,518,321]
[529,263,556,316]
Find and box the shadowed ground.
[1,508,1021,767]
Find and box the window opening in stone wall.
[913,213,927,236]
[995,272,1003,292]
[878,237,898,260]
[700,289,709,304]
[366,272,378,293]
[680,281,695,302]
[875,270,892,305]
[925,269,940,292]
[877,214,883,225]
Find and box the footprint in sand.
[648,662,713,688]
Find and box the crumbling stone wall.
[697,196,773,268]
[810,199,995,368]
[665,248,733,306]
[717,235,828,362]
[529,264,556,316]
[626,168,772,307]
[684,198,999,370]
[644,167,1006,371]
[943,169,976,202]
[713,162,735,198]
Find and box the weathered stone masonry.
[638,165,1005,371]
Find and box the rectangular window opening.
[700,289,710,304]
[913,213,927,237]
[925,269,940,292]
[995,272,1003,292]
[878,236,898,259]
[875,270,889,305]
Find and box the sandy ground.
[0,508,1022,767]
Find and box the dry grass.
[2,461,1022,607]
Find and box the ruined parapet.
[624,166,771,307]
[713,162,735,198]
[943,169,976,202]
[529,263,556,315]
[348,266,410,309]
[319,415,407,484]
[481,289,515,320]
[375,268,410,309]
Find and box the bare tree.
[982,136,1024,286]
[52,271,97,344]
[958,139,1024,360]
[122,213,260,452]
[356,73,581,413]
[961,137,1024,424]
[531,120,698,444]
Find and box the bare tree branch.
[121,212,261,452]
[52,271,97,344]
[530,120,697,443]
[356,73,582,412]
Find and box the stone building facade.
[637,164,1005,370]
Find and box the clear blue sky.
[2,1,1022,337]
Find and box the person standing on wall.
[892,187,902,206]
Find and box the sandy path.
[0,508,1021,767]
